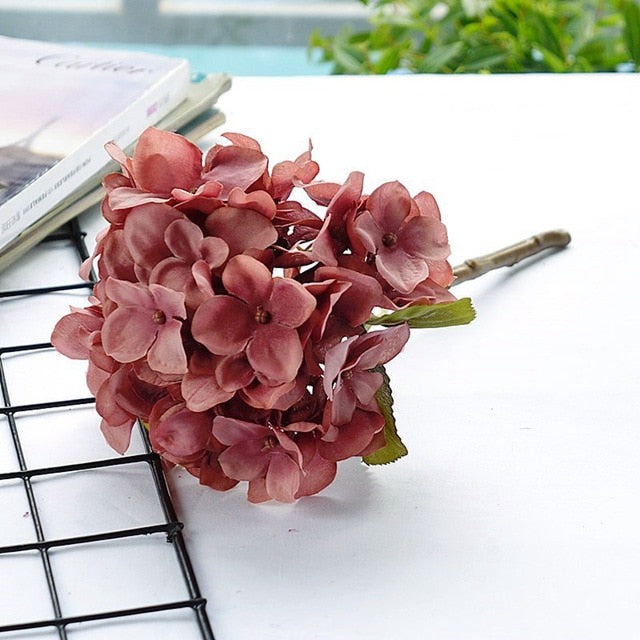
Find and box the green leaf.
[308,0,639,75]
[529,11,566,61]
[363,366,408,465]
[367,297,476,329]
[373,46,403,73]
[459,49,509,71]
[490,3,520,37]
[623,0,640,64]
[333,44,368,73]
[534,44,569,71]
[416,41,464,72]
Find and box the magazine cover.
[0,72,232,272]
[0,36,191,250]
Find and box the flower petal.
[351,210,383,254]
[267,278,316,328]
[105,277,154,309]
[123,203,182,269]
[366,181,412,232]
[218,439,269,481]
[195,448,239,492]
[205,207,277,257]
[265,453,301,502]
[413,190,442,220]
[376,246,429,294]
[247,324,303,385]
[323,336,356,398]
[202,145,268,194]
[247,478,270,503]
[399,215,450,261]
[315,266,383,326]
[426,260,454,289]
[151,403,212,459]
[240,378,296,409]
[102,307,155,363]
[309,214,340,266]
[330,381,358,426]
[148,282,187,320]
[200,237,229,268]
[181,350,236,411]
[181,370,235,412]
[227,188,277,219]
[51,309,103,360]
[95,369,135,427]
[164,218,203,261]
[100,419,135,455]
[216,354,255,392]
[132,127,203,193]
[212,416,268,446]
[147,319,188,374]
[192,295,253,355]
[107,187,170,211]
[350,370,383,406]
[295,451,337,498]
[149,256,189,285]
[355,323,411,371]
[191,259,216,300]
[222,255,273,307]
[303,181,340,206]
[319,409,385,461]
[99,229,137,282]
[326,170,364,220]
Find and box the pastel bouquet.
[51,127,478,503]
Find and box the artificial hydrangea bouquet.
[52,127,566,503]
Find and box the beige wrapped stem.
[451,229,571,287]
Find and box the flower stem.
[451,229,571,287]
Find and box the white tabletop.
[1,73,639,640]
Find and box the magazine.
[0,35,192,252]
[0,72,231,272]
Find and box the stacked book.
[0,35,231,271]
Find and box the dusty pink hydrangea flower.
[352,181,451,294]
[51,126,462,504]
[191,254,316,388]
[324,323,410,426]
[101,278,188,375]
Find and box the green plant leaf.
[416,41,465,71]
[309,0,638,75]
[458,46,509,71]
[490,3,520,37]
[373,45,403,72]
[534,44,568,71]
[333,44,368,73]
[367,297,476,329]
[363,366,408,465]
[528,10,566,60]
[623,0,640,64]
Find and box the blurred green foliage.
[309,0,640,73]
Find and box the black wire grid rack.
[0,220,215,639]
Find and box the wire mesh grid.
[0,220,215,639]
